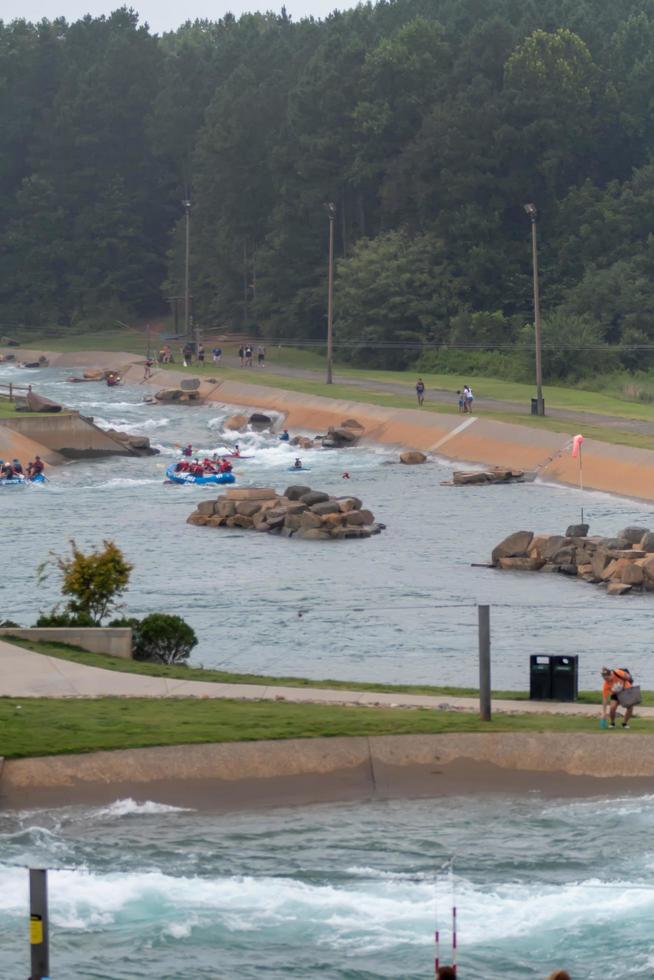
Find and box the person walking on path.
[463,384,474,413]
[601,666,639,728]
[416,377,425,407]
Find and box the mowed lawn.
[2,696,648,759]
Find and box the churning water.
[2,793,654,978]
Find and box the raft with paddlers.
[165,463,235,486]
[0,474,46,487]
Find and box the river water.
[1,363,653,690]
[2,364,654,979]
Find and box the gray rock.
[216,499,236,518]
[300,490,330,506]
[541,536,571,561]
[236,500,263,517]
[310,500,341,516]
[249,412,273,430]
[551,545,576,565]
[618,526,650,544]
[197,500,217,516]
[491,531,534,565]
[640,532,654,552]
[601,538,629,551]
[285,485,312,501]
[565,523,589,537]
[300,511,323,530]
[296,528,332,540]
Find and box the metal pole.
[183,200,191,345]
[29,868,49,980]
[326,203,335,385]
[530,216,544,416]
[478,604,491,722]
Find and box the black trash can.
[529,656,553,700]
[551,655,578,702]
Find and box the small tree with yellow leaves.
[38,540,133,625]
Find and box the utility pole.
[478,604,491,722]
[326,202,336,384]
[182,199,192,347]
[523,203,544,416]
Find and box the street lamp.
[325,202,336,384]
[523,202,544,416]
[182,199,192,347]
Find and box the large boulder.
[236,500,263,517]
[618,526,650,544]
[300,490,330,506]
[622,564,644,586]
[249,412,273,431]
[491,531,534,565]
[498,557,545,571]
[197,500,217,516]
[292,436,316,449]
[285,485,312,501]
[300,511,323,530]
[322,426,360,448]
[453,471,491,485]
[338,497,362,512]
[400,451,427,465]
[155,388,184,402]
[225,414,248,431]
[565,523,589,538]
[26,391,62,413]
[310,500,341,516]
[640,532,654,552]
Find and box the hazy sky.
[1,0,353,32]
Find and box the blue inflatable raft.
[165,464,235,486]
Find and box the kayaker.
[232,444,240,456]
[279,429,290,441]
[293,458,303,469]
[182,444,193,457]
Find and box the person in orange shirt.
[601,666,634,728]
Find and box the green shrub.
[35,610,95,627]
[111,614,197,664]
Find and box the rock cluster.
[453,467,530,485]
[186,485,385,540]
[225,412,273,431]
[321,419,363,448]
[491,524,654,594]
[154,387,200,403]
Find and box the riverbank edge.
[5,346,654,500]
[2,733,653,810]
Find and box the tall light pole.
[182,198,192,346]
[523,203,544,416]
[326,202,336,384]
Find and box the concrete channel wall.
[2,732,654,809]
[0,413,134,458]
[0,628,132,659]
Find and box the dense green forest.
[3,0,654,378]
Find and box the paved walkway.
[216,354,654,435]
[2,640,651,719]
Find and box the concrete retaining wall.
[0,628,132,659]
[1,413,136,458]
[2,732,654,809]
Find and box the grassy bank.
[11,639,646,706]
[1,696,647,759]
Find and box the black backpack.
[618,667,634,684]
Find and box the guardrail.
[0,382,32,402]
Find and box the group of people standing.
[414,379,475,413]
[238,344,265,367]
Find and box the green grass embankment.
[2,696,648,760]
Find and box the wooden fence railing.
[0,382,32,402]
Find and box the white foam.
[90,798,193,819]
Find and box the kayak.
[222,453,254,460]
[165,464,235,486]
[287,466,311,472]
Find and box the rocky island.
[491,523,654,594]
[186,485,384,540]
